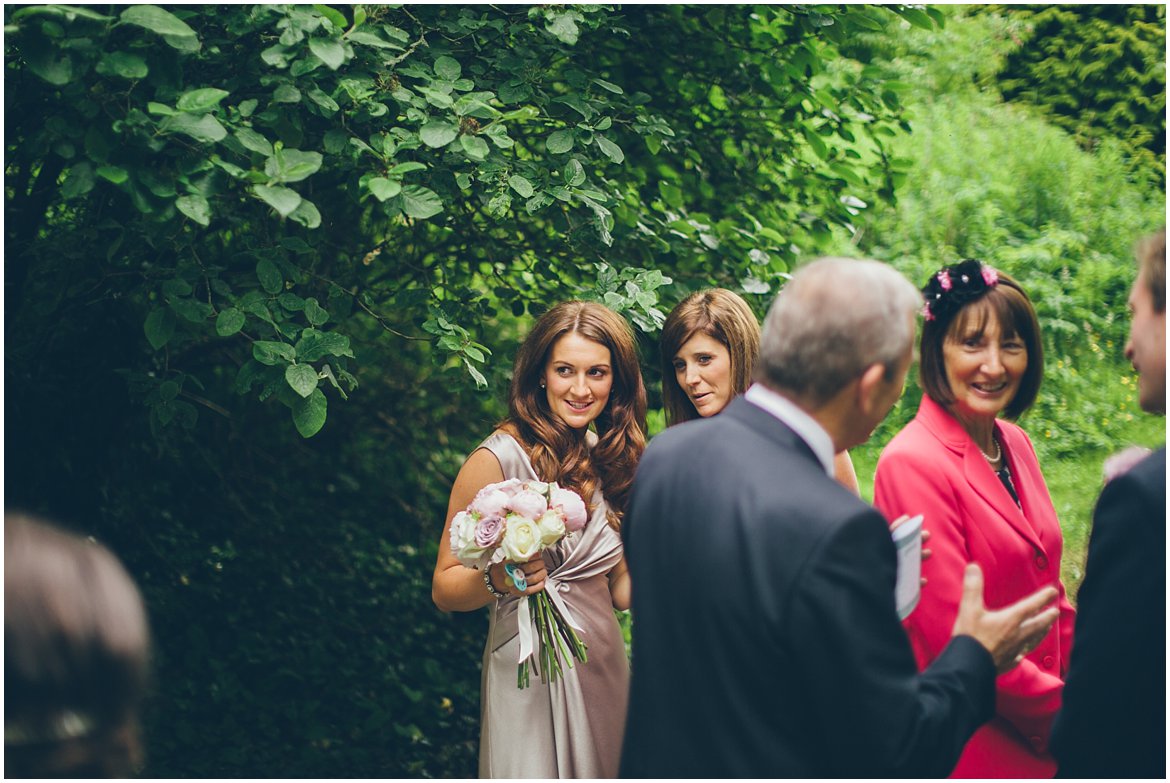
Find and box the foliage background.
[4,4,1164,777]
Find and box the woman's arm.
[608,556,631,611]
[431,447,547,612]
[833,450,860,496]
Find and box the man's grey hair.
[756,257,921,405]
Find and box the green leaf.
[292,388,327,437]
[146,102,176,116]
[289,199,322,229]
[346,30,403,50]
[96,51,149,80]
[564,158,586,186]
[434,55,462,81]
[120,5,197,40]
[508,174,534,198]
[176,194,211,226]
[254,185,302,217]
[304,298,329,326]
[400,185,444,219]
[274,84,301,103]
[177,88,230,113]
[592,78,623,95]
[545,10,581,45]
[265,149,323,183]
[897,7,935,30]
[61,163,95,199]
[160,113,227,143]
[309,37,346,70]
[253,340,296,365]
[285,364,319,398]
[389,162,427,175]
[368,177,402,201]
[801,125,829,161]
[463,357,488,389]
[313,4,347,29]
[546,129,574,154]
[256,257,284,293]
[216,308,245,336]
[144,307,175,350]
[97,165,129,184]
[234,127,273,156]
[595,135,624,163]
[295,329,353,361]
[419,121,459,148]
[307,88,340,113]
[459,134,489,161]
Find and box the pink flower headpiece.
[921,259,1001,323]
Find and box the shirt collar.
[743,383,835,476]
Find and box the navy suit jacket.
[620,398,996,778]
[1052,446,1166,778]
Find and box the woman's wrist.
[482,563,507,600]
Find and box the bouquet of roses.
[450,477,590,688]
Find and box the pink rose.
[471,488,510,518]
[508,489,548,521]
[474,514,506,549]
[549,485,588,532]
[936,270,952,291]
[493,478,524,496]
[981,265,998,286]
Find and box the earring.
[539,382,546,389]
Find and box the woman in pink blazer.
[874,260,1076,778]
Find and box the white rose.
[449,511,485,566]
[500,514,542,562]
[536,509,567,547]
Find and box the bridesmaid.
[661,288,859,492]
[432,301,646,778]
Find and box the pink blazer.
[874,395,1076,778]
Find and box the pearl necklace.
[980,437,1002,465]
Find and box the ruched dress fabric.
[475,432,629,779]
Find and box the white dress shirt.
[743,383,834,477]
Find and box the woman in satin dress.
[432,301,646,778]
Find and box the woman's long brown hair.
[505,301,646,529]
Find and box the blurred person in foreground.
[621,257,1059,778]
[5,512,151,778]
[1051,228,1166,778]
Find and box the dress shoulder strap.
[477,431,539,482]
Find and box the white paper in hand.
[892,514,923,620]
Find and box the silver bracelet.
[483,566,507,600]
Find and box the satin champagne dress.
[475,432,629,778]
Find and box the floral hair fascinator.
[921,259,1000,322]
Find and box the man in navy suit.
[1052,229,1166,778]
[620,258,1060,778]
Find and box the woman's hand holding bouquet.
[450,478,590,688]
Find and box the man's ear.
[856,362,887,416]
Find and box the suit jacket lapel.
[916,396,1044,553]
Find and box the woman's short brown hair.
[660,289,760,426]
[919,265,1043,420]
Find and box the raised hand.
[951,563,1059,674]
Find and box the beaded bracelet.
[483,566,508,600]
